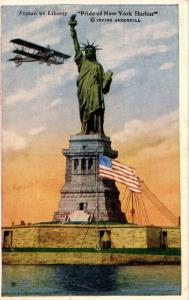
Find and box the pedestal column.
[53,134,126,223]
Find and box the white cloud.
[9,16,55,39]
[159,62,175,71]
[3,4,83,55]
[3,17,58,55]
[2,126,47,152]
[28,126,47,136]
[126,44,168,59]
[5,89,36,106]
[47,98,62,109]
[3,130,28,151]
[129,21,177,42]
[152,21,177,40]
[99,20,177,69]
[112,110,179,149]
[5,60,76,106]
[114,69,137,82]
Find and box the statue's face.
[85,47,96,60]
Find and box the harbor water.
[2,264,181,296]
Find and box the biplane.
[8,39,71,67]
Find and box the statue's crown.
[81,40,103,51]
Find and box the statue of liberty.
[68,15,113,135]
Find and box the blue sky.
[2,4,178,147]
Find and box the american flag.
[99,154,142,193]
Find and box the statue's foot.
[97,131,106,137]
[87,131,106,136]
[75,130,107,136]
[75,130,89,135]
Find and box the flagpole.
[95,151,100,250]
[131,192,134,224]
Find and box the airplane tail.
[8,55,22,67]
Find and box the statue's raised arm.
[68,15,83,64]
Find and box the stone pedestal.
[53,135,126,223]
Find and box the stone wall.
[38,226,97,248]
[3,227,38,248]
[111,227,147,248]
[164,227,180,248]
[2,225,181,250]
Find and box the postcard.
[1,0,188,299]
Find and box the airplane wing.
[10,39,71,59]
[13,49,40,60]
[51,50,71,59]
[10,39,50,52]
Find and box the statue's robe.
[74,50,112,135]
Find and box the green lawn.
[3,247,181,256]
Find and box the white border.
[0,0,188,299]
